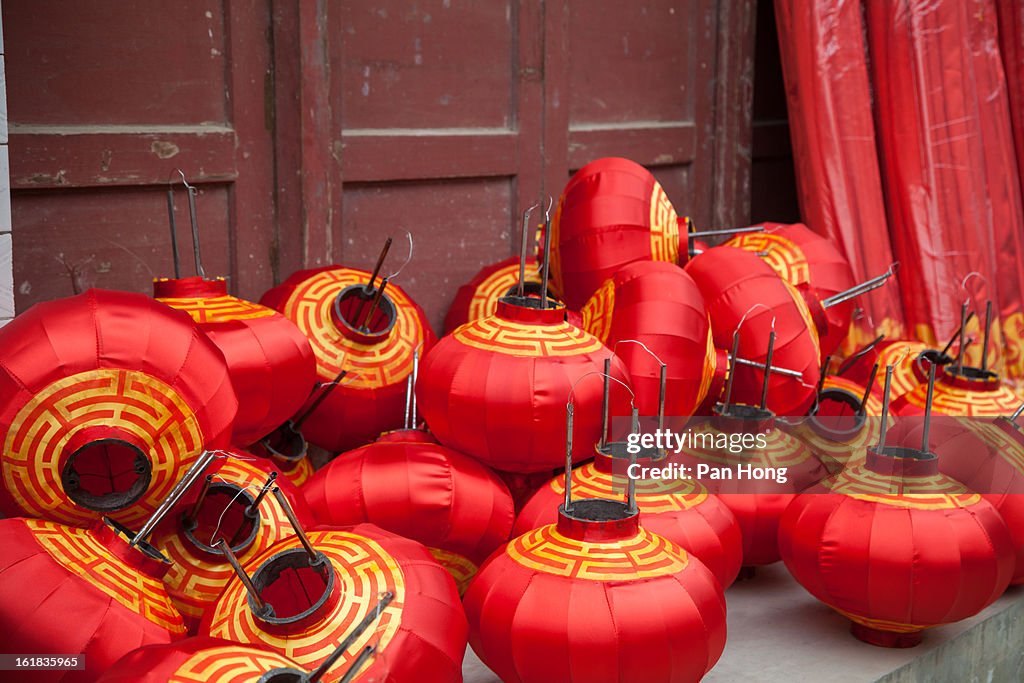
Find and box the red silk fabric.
[0,517,187,682]
[444,256,543,334]
[579,260,716,420]
[97,637,303,683]
[301,429,515,591]
[773,1,903,342]
[686,246,821,416]
[417,300,629,473]
[891,368,1023,417]
[0,289,236,528]
[550,157,680,309]
[200,524,467,682]
[464,515,727,683]
[780,458,1015,646]
[261,266,436,452]
[155,277,317,446]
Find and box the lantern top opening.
[249,546,336,629]
[557,498,640,541]
[941,363,999,387]
[808,387,866,441]
[494,296,566,325]
[865,445,938,477]
[256,669,307,683]
[596,440,663,465]
[331,284,398,343]
[182,482,261,557]
[61,437,152,513]
[259,421,309,463]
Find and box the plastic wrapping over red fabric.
[867,0,1024,375]
[155,277,317,447]
[97,637,304,683]
[773,0,904,344]
[301,429,515,593]
[0,289,237,528]
[0,517,187,682]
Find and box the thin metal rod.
[182,474,214,527]
[564,403,574,512]
[657,363,667,433]
[246,472,277,517]
[367,237,393,291]
[181,176,206,279]
[955,301,969,372]
[307,591,395,683]
[292,369,348,430]
[939,311,975,357]
[877,366,894,449]
[722,331,741,412]
[271,487,318,562]
[404,371,414,430]
[760,331,776,410]
[338,646,377,683]
[981,300,993,372]
[688,225,764,239]
[216,538,268,613]
[410,349,419,428]
[817,354,832,395]
[539,200,553,308]
[821,269,894,308]
[734,356,803,379]
[1011,403,1024,422]
[600,358,611,450]
[922,362,937,452]
[627,405,639,514]
[360,277,389,331]
[132,450,216,546]
[861,363,880,409]
[517,204,537,298]
[837,335,885,376]
[166,188,181,279]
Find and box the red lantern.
[201,524,467,682]
[417,298,628,473]
[892,365,1023,417]
[261,266,436,452]
[685,246,822,416]
[549,157,681,309]
[780,446,1015,646]
[464,415,727,683]
[150,453,314,632]
[301,428,515,593]
[444,256,542,334]
[0,289,236,528]
[98,637,303,683]
[578,260,718,419]
[0,516,187,680]
[513,449,743,588]
[726,223,858,359]
[155,276,317,447]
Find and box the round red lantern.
[892,364,1023,417]
[301,428,515,593]
[150,453,314,632]
[417,297,628,473]
[513,447,743,588]
[98,637,303,683]
[260,266,436,452]
[155,276,317,447]
[444,255,543,334]
[780,445,1015,646]
[685,246,822,416]
[725,222,860,359]
[0,289,237,528]
[549,157,681,309]
[0,516,188,680]
[578,260,717,419]
[201,524,467,682]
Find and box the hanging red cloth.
[0,290,236,528]
[867,0,1024,375]
[773,0,904,343]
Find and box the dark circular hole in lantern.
[61,439,152,512]
[915,349,953,374]
[258,670,307,683]
[260,421,309,463]
[714,403,773,421]
[598,440,661,460]
[251,547,334,625]
[808,388,866,439]
[564,498,634,522]
[502,280,546,299]
[498,293,562,310]
[102,516,172,564]
[332,284,397,340]
[182,483,260,555]
[943,364,998,382]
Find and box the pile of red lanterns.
[1,157,1022,682]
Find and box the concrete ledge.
[463,563,1024,682]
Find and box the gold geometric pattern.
[579,278,616,344]
[206,530,405,676]
[467,260,541,324]
[726,232,811,286]
[648,181,680,263]
[279,268,427,390]
[508,524,688,581]
[25,518,186,633]
[897,377,1023,416]
[157,295,275,323]
[546,460,709,514]
[3,369,204,527]
[782,279,822,355]
[453,317,604,357]
[171,646,300,682]
[823,466,982,510]
[428,546,477,596]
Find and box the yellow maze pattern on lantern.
[207,530,406,671]
[826,466,982,509]
[282,269,423,389]
[157,295,276,323]
[579,278,615,344]
[171,646,299,682]
[25,519,187,633]
[3,369,203,527]
[468,261,541,323]
[546,462,709,514]
[648,182,679,263]
[454,318,603,357]
[728,232,810,286]
[508,525,688,580]
[900,382,1023,416]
